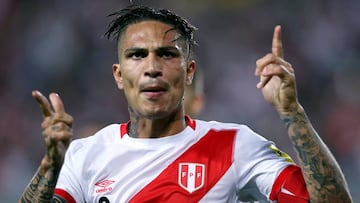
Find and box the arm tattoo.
[282,108,353,203]
[19,166,63,203]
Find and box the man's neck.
[128,113,187,138]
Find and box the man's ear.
[186,60,196,85]
[112,64,123,89]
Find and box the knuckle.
[256,57,266,67]
[66,114,74,123]
[255,59,261,67]
[266,53,273,58]
[41,117,51,128]
[269,54,278,61]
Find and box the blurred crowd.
[1,0,359,201]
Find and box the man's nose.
[145,54,162,78]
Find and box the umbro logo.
[95,179,115,193]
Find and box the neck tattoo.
[128,122,139,138]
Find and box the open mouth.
[141,86,167,98]
[141,86,166,92]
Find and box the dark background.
[1,0,359,201]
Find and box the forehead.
[118,20,182,48]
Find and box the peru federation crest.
[178,163,205,193]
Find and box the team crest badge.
[178,163,205,193]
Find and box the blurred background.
[1,0,359,201]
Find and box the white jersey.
[55,117,294,203]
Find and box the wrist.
[277,102,303,117]
[278,104,307,129]
[40,156,63,175]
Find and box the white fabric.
[55,119,293,202]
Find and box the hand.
[32,90,73,170]
[255,25,299,114]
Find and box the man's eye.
[128,52,146,59]
[159,52,177,59]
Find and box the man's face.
[113,20,195,119]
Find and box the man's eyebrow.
[157,46,181,52]
[124,47,147,53]
[124,46,180,53]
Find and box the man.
[19,5,352,203]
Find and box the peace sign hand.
[32,90,73,171]
[255,25,299,115]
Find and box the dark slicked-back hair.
[105,5,197,56]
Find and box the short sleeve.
[55,140,85,202]
[233,125,295,202]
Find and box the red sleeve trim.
[269,164,309,202]
[269,165,297,200]
[54,188,76,203]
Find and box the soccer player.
[19,5,352,203]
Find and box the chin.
[142,107,180,120]
[143,110,169,119]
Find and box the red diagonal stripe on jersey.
[129,129,236,203]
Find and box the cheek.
[171,75,187,102]
[119,71,138,100]
[168,65,187,89]
[120,63,139,86]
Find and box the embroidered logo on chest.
[95,179,115,193]
[178,163,205,193]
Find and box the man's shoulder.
[195,119,252,132]
[69,124,121,150]
[195,119,263,142]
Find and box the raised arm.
[19,91,73,203]
[255,25,352,203]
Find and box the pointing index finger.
[272,25,284,59]
[32,90,52,117]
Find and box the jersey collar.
[120,115,196,138]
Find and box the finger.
[49,93,65,114]
[256,75,271,89]
[255,53,274,76]
[280,64,294,76]
[54,113,73,127]
[272,25,284,59]
[50,122,72,132]
[32,90,52,117]
[257,63,287,88]
[261,63,294,77]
